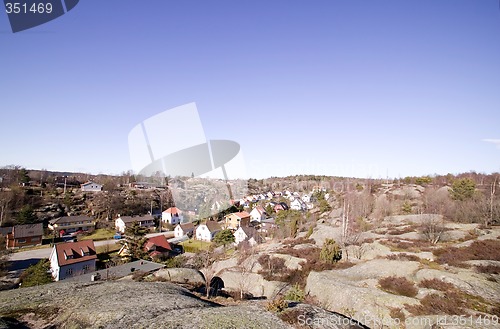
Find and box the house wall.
[196,225,213,242]
[162,213,183,225]
[58,259,96,281]
[7,235,42,249]
[174,225,183,238]
[115,219,126,233]
[82,184,102,192]
[250,209,265,222]
[234,228,247,245]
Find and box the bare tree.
[420,214,445,244]
[236,242,258,299]
[193,247,223,298]
[0,190,13,226]
[489,175,498,227]
[340,196,362,261]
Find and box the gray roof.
[13,223,43,238]
[179,222,195,231]
[205,221,222,232]
[0,226,13,236]
[66,259,165,282]
[50,215,94,225]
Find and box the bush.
[475,265,500,274]
[406,291,466,315]
[386,253,420,262]
[433,239,500,267]
[284,283,305,302]
[19,259,54,287]
[265,297,288,313]
[319,239,342,263]
[418,278,455,291]
[378,276,418,298]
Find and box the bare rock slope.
[0,280,366,329]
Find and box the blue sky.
[1,0,499,179]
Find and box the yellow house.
[224,211,250,230]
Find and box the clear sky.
[1,0,499,179]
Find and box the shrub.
[164,255,188,268]
[475,265,500,274]
[265,297,288,313]
[433,239,500,267]
[386,253,420,262]
[19,259,54,287]
[406,291,466,315]
[284,283,305,302]
[389,307,406,321]
[418,278,455,291]
[319,239,342,263]
[378,276,418,298]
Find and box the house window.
[66,268,73,276]
[32,237,40,242]
[17,239,26,243]
[83,265,90,272]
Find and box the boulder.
[309,224,342,247]
[218,269,287,299]
[153,268,205,285]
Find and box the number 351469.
[5,2,53,14]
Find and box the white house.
[49,240,97,281]
[195,221,222,242]
[174,222,195,238]
[290,199,306,211]
[302,194,312,203]
[115,215,155,234]
[162,207,183,225]
[234,226,262,246]
[81,181,102,192]
[250,206,266,223]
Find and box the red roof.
[163,207,182,214]
[231,211,250,219]
[144,235,172,253]
[54,240,97,267]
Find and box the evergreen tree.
[123,221,148,259]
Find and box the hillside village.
[0,167,500,328]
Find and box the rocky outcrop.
[153,268,205,286]
[305,260,422,326]
[218,269,288,299]
[415,268,500,303]
[0,281,292,329]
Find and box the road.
[7,231,176,275]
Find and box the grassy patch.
[80,229,115,241]
[417,258,442,270]
[96,243,121,254]
[378,276,418,298]
[180,239,212,252]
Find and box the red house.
[6,223,43,249]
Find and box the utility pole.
[63,176,67,194]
